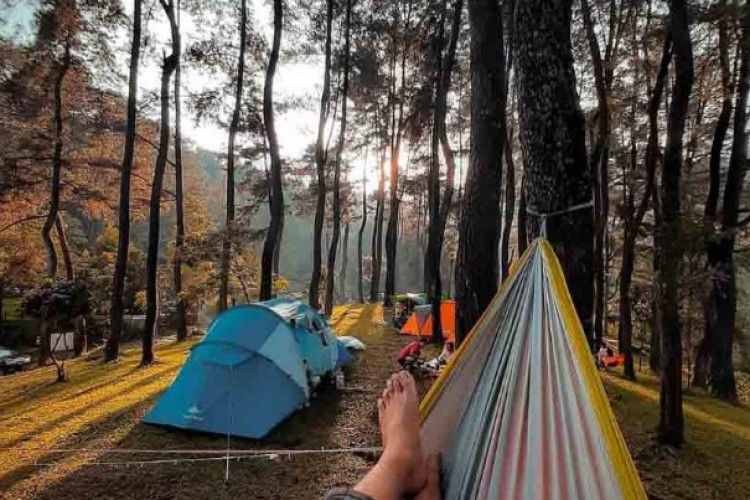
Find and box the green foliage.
[22,279,91,322]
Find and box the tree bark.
[702,1,749,401]
[309,0,334,310]
[500,0,516,280]
[515,0,593,344]
[171,0,187,340]
[340,222,350,300]
[42,40,71,279]
[107,0,142,362]
[501,129,515,280]
[55,214,74,280]
[658,0,693,448]
[219,0,247,312]
[324,0,352,315]
[260,0,284,301]
[144,3,178,365]
[358,150,368,304]
[455,0,504,343]
[370,150,386,302]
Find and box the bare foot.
[377,371,426,495]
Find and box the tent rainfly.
[144,300,346,439]
[419,239,647,500]
[400,300,456,342]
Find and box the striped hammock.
[419,239,647,500]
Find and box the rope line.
[4,446,383,456]
[525,200,594,219]
[526,200,594,237]
[13,446,383,468]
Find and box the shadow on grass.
[4,366,180,448]
[604,371,750,442]
[0,391,163,493]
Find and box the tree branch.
[0,215,46,235]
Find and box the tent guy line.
[4,446,384,456]
[27,447,384,468]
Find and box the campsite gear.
[335,370,345,389]
[391,293,427,328]
[397,340,422,364]
[420,239,647,500]
[400,300,456,342]
[143,299,350,439]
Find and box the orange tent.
[399,300,456,342]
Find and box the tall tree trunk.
[144,4,178,365]
[427,1,447,341]
[358,151,368,304]
[703,2,749,401]
[500,0,516,281]
[107,0,142,362]
[219,0,247,312]
[620,30,671,381]
[55,214,74,280]
[694,0,733,389]
[384,1,412,306]
[501,129,515,280]
[260,0,284,301]
[515,0,593,344]
[658,0,693,448]
[273,220,283,289]
[309,0,334,310]
[42,41,71,279]
[427,0,463,341]
[171,0,187,340]
[0,279,4,330]
[370,138,387,301]
[455,0,504,343]
[324,0,352,315]
[341,222,350,300]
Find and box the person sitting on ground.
[597,344,608,371]
[425,341,455,371]
[325,371,441,500]
[397,338,426,371]
[437,341,454,365]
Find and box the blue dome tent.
[143,299,347,439]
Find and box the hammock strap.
[526,200,594,238]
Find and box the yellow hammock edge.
[418,238,648,500]
[540,240,647,500]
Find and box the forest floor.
[0,303,749,500]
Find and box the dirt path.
[0,304,420,500]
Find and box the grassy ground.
[0,303,748,500]
[0,304,423,500]
[603,369,750,500]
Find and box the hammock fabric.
[419,239,646,500]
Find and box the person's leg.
[325,454,441,500]
[354,371,426,500]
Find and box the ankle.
[380,447,424,492]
